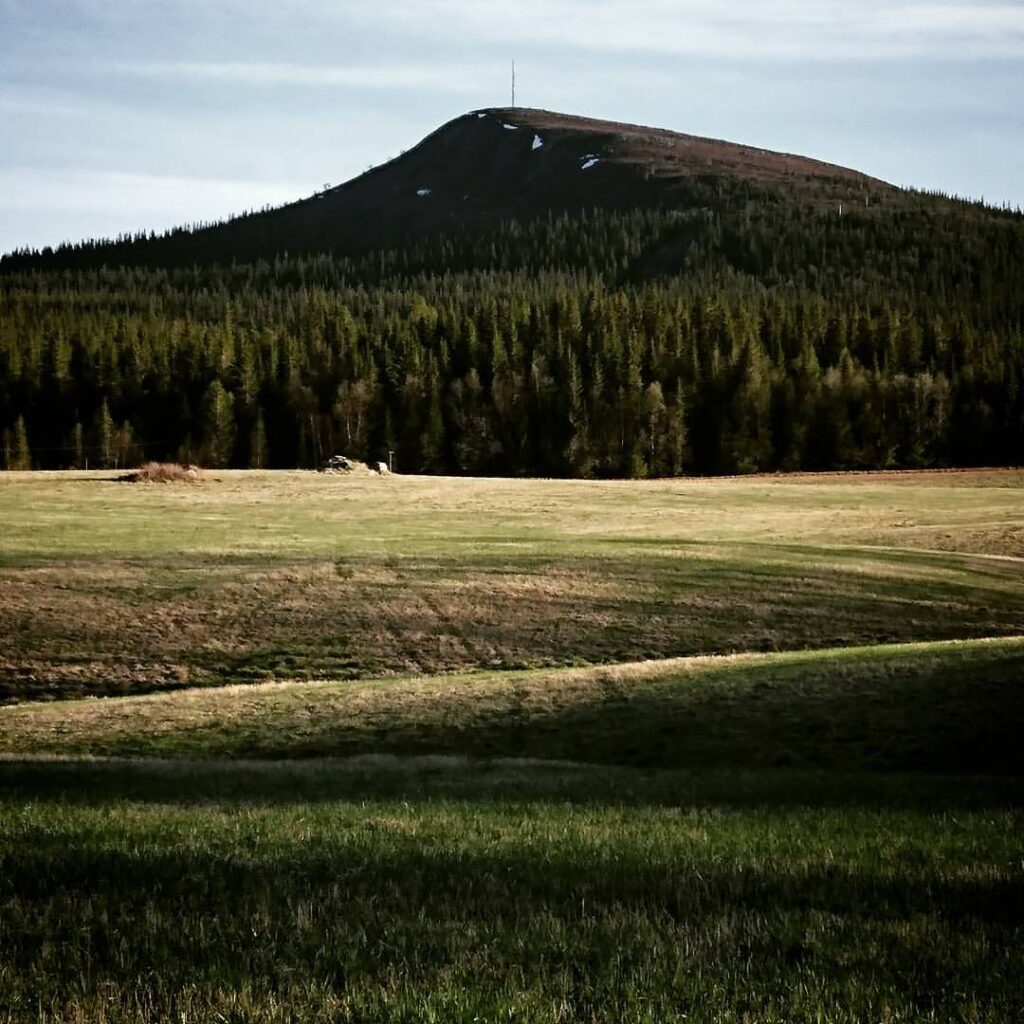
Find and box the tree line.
[2,191,1022,476]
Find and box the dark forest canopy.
[2,164,1023,476]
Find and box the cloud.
[111,60,493,94]
[0,86,127,120]
[9,0,1024,63]
[103,57,683,112]
[3,0,1023,250]
[350,0,1024,60]
[0,166,310,250]
[0,168,302,218]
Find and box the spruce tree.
[73,421,84,469]
[116,420,136,469]
[12,416,31,471]
[96,400,115,469]
[200,380,236,468]
[249,408,268,469]
[667,379,688,476]
[643,381,667,475]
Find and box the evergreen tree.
[11,417,31,470]
[1,184,1022,476]
[643,381,667,475]
[95,400,115,469]
[565,350,592,477]
[200,380,236,468]
[73,421,84,469]
[115,420,137,469]
[249,408,268,469]
[667,379,687,476]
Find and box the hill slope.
[3,108,896,269]
[255,107,892,252]
[2,638,1022,771]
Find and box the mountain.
[3,108,895,270]
[1,109,1023,478]
[256,106,892,248]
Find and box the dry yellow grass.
[2,467,1023,556]
[1,469,1023,701]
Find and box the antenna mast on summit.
[511,58,516,108]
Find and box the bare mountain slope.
[251,107,893,250]
[2,108,897,269]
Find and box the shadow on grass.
[5,541,1024,704]
[2,757,1022,812]
[2,838,1022,929]
[7,642,1021,773]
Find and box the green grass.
[0,637,1021,1021]
[0,760,1021,1023]
[2,637,1022,772]
[3,469,1024,562]
[1,470,1022,1021]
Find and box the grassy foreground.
[0,760,1021,1023]
[1,638,1022,1021]
[1,470,1022,1021]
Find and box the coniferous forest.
[2,168,1023,476]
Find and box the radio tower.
[511,58,516,109]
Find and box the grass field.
[3,469,1024,701]
[1,759,1022,1023]
[1,469,1023,1021]
[2,637,1022,771]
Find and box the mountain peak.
[3,108,895,270]
[401,106,888,190]
[294,106,890,252]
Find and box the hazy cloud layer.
[360,0,1024,60]
[111,61,493,93]
[19,0,1021,60]
[0,169,300,216]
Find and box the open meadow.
[1,469,1023,1021]
[3,468,1024,701]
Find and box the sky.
[2,0,1023,254]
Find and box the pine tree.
[200,380,236,468]
[420,367,445,472]
[96,400,115,469]
[73,421,84,469]
[1,188,1022,475]
[643,381,667,475]
[565,350,592,477]
[667,379,688,476]
[249,408,268,469]
[12,416,31,470]
[115,420,137,468]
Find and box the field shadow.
[5,540,1024,704]
[3,841,1022,929]
[1,756,1022,812]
